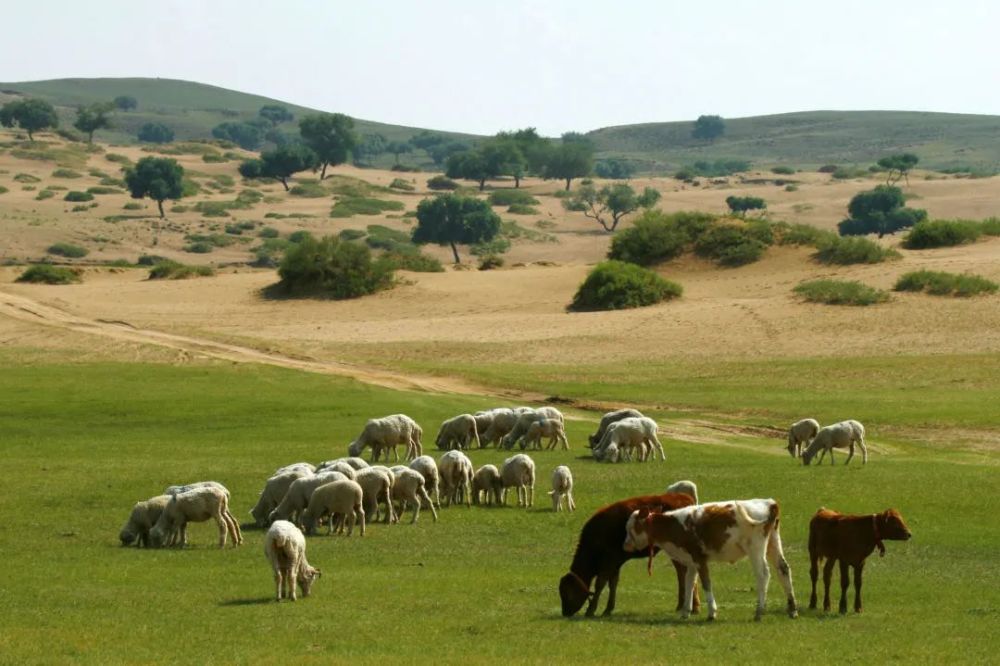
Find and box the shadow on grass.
[219,597,275,607]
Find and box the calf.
[624,499,797,621]
[559,492,699,618]
[808,507,912,614]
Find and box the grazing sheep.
[348,414,422,462]
[164,481,230,498]
[802,420,868,466]
[264,520,321,601]
[588,408,644,448]
[300,479,366,536]
[267,471,348,526]
[435,414,481,451]
[388,466,438,523]
[438,450,474,507]
[473,411,495,441]
[313,461,356,480]
[478,408,518,449]
[250,469,314,527]
[317,457,369,472]
[472,464,503,506]
[665,480,699,504]
[549,465,575,512]
[500,454,536,508]
[409,455,441,508]
[119,495,172,547]
[150,486,242,549]
[594,417,665,462]
[787,419,821,458]
[524,418,570,451]
[597,442,620,463]
[501,407,567,450]
[272,462,317,476]
[354,467,397,524]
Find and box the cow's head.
[622,508,650,553]
[879,508,912,541]
[558,572,593,616]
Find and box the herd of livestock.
[118,405,911,619]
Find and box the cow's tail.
[735,501,779,530]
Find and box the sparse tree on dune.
[258,104,294,126]
[73,103,114,143]
[0,98,59,141]
[386,140,413,165]
[877,153,919,186]
[412,194,502,263]
[124,157,185,218]
[541,134,594,191]
[692,114,725,142]
[239,144,318,191]
[564,183,661,232]
[298,113,357,179]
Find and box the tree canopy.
[113,95,138,111]
[259,105,294,126]
[212,121,264,150]
[239,143,317,191]
[386,140,412,164]
[563,183,661,232]
[445,150,496,191]
[838,185,927,238]
[0,98,59,141]
[541,136,593,190]
[877,153,919,185]
[354,133,388,165]
[725,195,767,217]
[298,113,357,179]
[594,159,635,179]
[692,115,725,142]
[124,157,185,218]
[137,122,174,144]
[412,194,502,263]
[73,103,113,143]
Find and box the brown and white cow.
[624,498,798,621]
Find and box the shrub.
[148,261,215,280]
[14,173,41,183]
[608,210,701,266]
[507,204,539,215]
[784,184,799,192]
[427,175,459,191]
[184,241,214,254]
[47,242,88,258]
[488,190,539,206]
[364,224,413,252]
[832,167,867,180]
[390,164,420,172]
[902,219,983,249]
[289,182,327,198]
[814,236,900,264]
[123,202,143,210]
[680,160,751,178]
[224,221,257,235]
[105,153,131,164]
[471,237,512,256]
[274,235,395,299]
[569,261,682,312]
[137,254,169,266]
[258,226,280,239]
[86,186,122,195]
[35,190,54,200]
[63,191,94,202]
[818,164,839,173]
[694,224,768,267]
[16,264,82,284]
[981,217,1000,236]
[794,279,890,306]
[338,228,367,241]
[70,205,90,212]
[771,166,795,175]
[381,250,444,273]
[100,177,126,188]
[330,197,405,218]
[0,185,6,195]
[894,270,998,297]
[51,168,82,179]
[478,254,504,271]
[389,178,415,191]
[202,153,226,163]
[288,230,314,244]
[772,222,838,247]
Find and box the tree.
[542,135,593,190]
[240,144,317,190]
[445,151,494,191]
[73,103,113,143]
[837,185,927,238]
[137,122,174,144]
[563,183,661,232]
[410,131,446,151]
[277,235,394,299]
[594,159,635,179]
[486,136,529,187]
[692,115,725,142]
[877,153,919,186]
[259,105,293,126]
[386,140,412,165]
[298,113,357,179]
[124,157,184,218]
[212,121,264,150]
[725,195,767,217]
[354,133,388,165]
[496,128,547,182]
[0,98,59,141]
[412,194,502,263]
[428,140,468,165]
[113,95,138,111]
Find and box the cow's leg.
[602,569,621,616]
[853,562,864,613]
[698,563,717,620]
[750,546,771,621]
[681,564,697,619]
[586,574,608,617]
[767,530,798,617]
[822,559,836,611]
[671,561,700,613]
[809,555,820,610]
[838,560,850,614]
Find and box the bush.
[14,173,41,183]
[287,230,314,244]
[47,242,88,258]
[389,178,415,191]
[818,164,839,173]
[105,153,131,164]
[478,254,504,270]
[184,241,214,254]
[148,261,215,280]
[70,204,90,212]
[51,168,82,179]
[832,167,868,180]
[35,190,54,200]
[63,191,94,202]
[471,237,512,256]
[981,217,1000,236]
[16,264,82,284]
[224,221,257,235]
[364,224,413,252]
[390,164,420,172]
[680,160,751,178]
[894,270,998,297]
[427,175,459,191]
[569,261,682,312]
[137,254,169,266]
[793,279,890,306]
[0,185,6,195]
[771,166,795,175]
[338,229,367,241]
[122,202,143,210]
[608,210,703,266]
[86,186,122,195]
[100,177,126,188]
[202,153,226,163]
[381,250,444,273]
[784,184,799,192]
[330,197,405,218]
[814,236,900,264]
[772,222,837,247]
[488,190,539,206]
[694,224,768,267]
[274,235,395,299]
[507,204,539,215]
[289,183,327,198]
[902,219,983,249]
[258,226,280,239]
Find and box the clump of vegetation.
[258,226,280,239]
[14,173,41,183]
[569,261,682,311]
[725,195,766,217]
[100,177,126,188]
[832,167,868,180]
[381,250,444,273]
[338,229,366,241]
[0,185,7,196]
[478,254,504,271]
[608,210,700,266]
[51,168,82,179]
[105,153,131,164]
[814,236,900,264]
[47,242,88,258]
[330,196,405,218]
[289,182,328,198]
[272,235,395,299]
[137,254,169,266]
[427,175,459,191]
[183,233,233,253]
[771,166,795,175]
[894,270,998,297]
[86,186,122,195]
[35,189,54,201]
[794,279,890,306]
[694,224,768,267]
[63,191,94,202]
[471,237,512,257]
[148,261,216,280]
[389,178,415,191]
[981,217,1000,236]
[16,264,82,284]
[507,203,539,215]
[818,164,839,173]
[771,222,838,247]
[902,219,983,249]
[838,185,926,238]
[122,202,143,210]
[675,160,750,179]
[363,224,411,252]
[488,190,539,207]
[225,221,257,235]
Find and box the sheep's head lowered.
[298,565,322,597]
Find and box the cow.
[808,507,912,614]
[624,498,798,621]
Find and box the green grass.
[894,270,999,297]
[793,279,891,306]
[47,242,89,258]
[329,196,405,218]
[814,236,900,265]
[147,261,216,280]
[15,264,82,284]
[0,358,997,663]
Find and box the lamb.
[272,462,317,476]
[300,479,366,536]
[250,468,314,527]
[524,418,570,451]
[438,450,474,507]
[409,455,441,508]
[787,418,821,458]
[477,408,518,448]
[354,467,397,524]
[264,520,322,601]
[267,471,348,526]
[120,495,172,547]
[666,480,699,504]
[588,408,644,448]
[802,420,868,466]
[348,414,422,462]
[472,464,502,506]
[150,485,242,549]
[549,465,575,512]
[434,413,481,451]
[317,457,370,472]
[594,417,665,462]
[500,454,536,508]
[388,466,438,523]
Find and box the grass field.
[1,354,997,663]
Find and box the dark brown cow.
[808,507,912,614]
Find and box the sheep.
[348,414,422,462]
[267,471,348,526]
[313,461,357,480]
[438,450,474,507]
[599,442,620,463]
[471,464,502,506]
[150,486,242,549]
[354,467,397,524]
[250,469,314,527]
[594,417,665,462]
[473,411,495,441]
[272,462,317,476]
[264,520,321,601]
[501,406,567,450]
[317,457,369,472]
[409,455,441,508]
[164,481,230,498]
[787,418,821,458]
[119,495,172,547]
[478,408,518,448]
[588,408,644,448]
[300,479,366,536]
[549,465,575,512]
[802,420,868,466]
[388,466,438,523]
[434,414,481,451]
[665,479,699,504]
[500,454,536,508]
[523,418,570,451]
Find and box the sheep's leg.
[838,560,850,614]
[767,529,798,617]
[274,567,284,601]
[528,483,534,507]
[567,490,575,511]
[853,562,864,612]
[420,487,438,522]
[858,437,868,464]
[845,442,855,465]
[288,559,298,601]
[410,496,420,524]
[822,559,836,611]
[560,432,570,450]
[357,506,366,537]
[650,433,666,461]
[214,513,228,549]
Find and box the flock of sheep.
[787,418,869,465]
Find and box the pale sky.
[2,0,999,136]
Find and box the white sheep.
[317,457,370,472]
[500,454,536,508]
[435,414,481,451]
[272,462,317,476]
[787,418,821,458]
[594,416,665,462]
[267,471,348,526]
[438,450,474,507]
[666,479,699,503]
[300,479,366,536]
[150,485,242,549]
[164,481,230,497]
[119,495,172,547]
[314,461,357,480]
[523,418,570,451]
[477,408,518,449]
[354,467,397,524]
[588,408,644,447]
[803,420,868,466]
[348,414,422,462]
[599,442,620,463]
[388,466,438,523]
[502,407,566,450]
[264,520,321,601]
[409,455,441,508]
[471,464,502,506]
[548,465,575,511]
[250,469,314,527]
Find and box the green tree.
[495,128,547,183]
[692,114,725,142]
[298,113,357,179]
[542,135,594,190]
[212,121,264,150]
[258,105,294,126]
[412,194,502,263]
[428,140,468,165]
[411,130,446,151]
[445,151,494,191]
[354,133,388,165]
[877,153,919,186]
[73,103,113,143]
[0,98,59,141]
[137,123,174,144]
[113,95,138,111]
[594,159,635,179]
[386,140,412,165]
[124,157,184,218]
[240,144,318,191]
[563,183,661,232]
[838,185,927,238]
[725,195,767,217]
[277,235,394,299]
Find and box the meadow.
[1,354,998,664]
